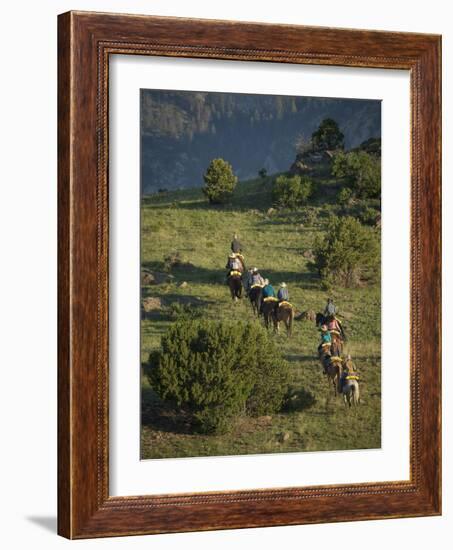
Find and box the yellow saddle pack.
[278,300,293,308]
[250,283,264,289]
[263,296,278,303]
[229,270,242,277]
[345,375,359,381]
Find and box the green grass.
[140,175,381,459]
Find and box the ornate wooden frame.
[58,11,441,539]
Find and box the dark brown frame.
[58,10,441,539]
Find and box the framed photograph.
[58,11,441,539]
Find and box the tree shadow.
[141,385,195,435]
[283,387,316,412]
[141,261,224,286]
[141,293,216,322]
[262,268,319,289]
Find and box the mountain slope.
[141,90,381,192]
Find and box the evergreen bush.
[313,216,380,287]
[146,320,289,434]
[202,158,238,204]
[272,174,312,209]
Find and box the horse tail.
[336,364,343,395]
[288,307,294,335]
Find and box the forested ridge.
[141,90,381,192]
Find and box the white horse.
[342,377,360,407]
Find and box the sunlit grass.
[140,176,381,459]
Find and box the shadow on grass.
[141,294,216,322]
[142,261,224,285]
[283,387,317,413]
[141,385,195,435]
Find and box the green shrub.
[146,320,289,434]
[272,174,312,209]
[167,302,203,321]
[357,206,380,226]
[332,151,381,199]
[313,216,380,287]
[202,158,238,204]
[337,186,353,206]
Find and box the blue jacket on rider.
[262,284,276,299]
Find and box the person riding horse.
[261,278,276,308]
[277,282,289,303]
[324,297,337,320]
[318,324,332,373]
[247,268,265,314]
[231,233,243,254]
[225,253,244,278]
[262,279,276,300]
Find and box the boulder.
[302,249,315,260]
[179,281,188,289]
[142,297,162,312]
[257,415,273,424]
[141,271,155,285]
[141,270,174,285]
[279,431,291,443]
[295,310,316,322]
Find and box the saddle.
[229,270,242,277]
[250,283,264,289]
[278,300,292,308]
[263,296,278,303]
[345,375,359,381]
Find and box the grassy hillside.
[140,175,381,459]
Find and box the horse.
[342,376,360,407]
[248,285,263,316]
[315,312,326,327]
[274,302,295,336]
[262,299,278,329]
[227,271,243,301]
[329,330,343,357]
[323,355,343,396]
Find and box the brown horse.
[227,272,243,301]
[262,299,278,329]
[248,285,263,316]
[329,330,343,357]
[274,302,295,336]
[323,355,343,396]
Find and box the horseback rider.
[250,267,265,288]
[318,325,332,374]
[327,314,347,342]
[277,282,289,303]
[344,354,356,372]
[324,297,337,320]
[262,278,276,300]
[260,278,277,314]
[318,324,332,353]
[231,233,243,254]
[339,355,359,393]
[225,253,244,275]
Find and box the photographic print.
[140,89,382,460]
